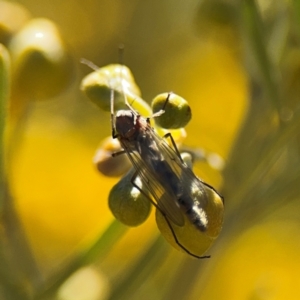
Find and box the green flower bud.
[155,182,224,257]
[81,64,142,112]
[109,169,152,227]
[9,18,73,100]
[152,93,192,129]
[93,137,131,177]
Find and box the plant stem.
[34,220,127,299]
[0,44,10,211]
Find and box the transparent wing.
[150,130,214,210]
[158,134,209,204]
[120,134,185,226]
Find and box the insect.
[110,69,224,259]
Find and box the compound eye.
[115,110,136,137]
[123,111,135,126]
[128,112,135,123]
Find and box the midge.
[110,72,224,259]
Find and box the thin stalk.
[109,235,168,300]
[0,44,9,210]
[241,0,281,112]
[34,220,127,299]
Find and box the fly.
[81,57,224,259]
[111,77,224,259]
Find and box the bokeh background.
[1,0,300,299]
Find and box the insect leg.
[110,88,119,139]
[130,170,210,259]
[162,132,184,163]
[130,170,160,209]
[151,92,173,119]
[163,132,225,204]
[200,180,225,205]
[112,149,127,157]
[162,92,172,110]
[162,214,211,259]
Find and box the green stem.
[0,44,10,211]
[228,103,300,211]
[0,44,43,298]
[109,236,168,300]
[162,257,203,300]
[34,220,127,299]
[241,0,281,112]
[0,44,31,300]
[293,0,300,36]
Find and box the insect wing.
[119,127,185,227]
[159,137,209,207]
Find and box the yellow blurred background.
[1,0,300,299]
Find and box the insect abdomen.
[178,197,208,232]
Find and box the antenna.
[80,58,99,71]
[117,44,133,110]
[118,43,125,64]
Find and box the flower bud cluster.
[81,64,191,228]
